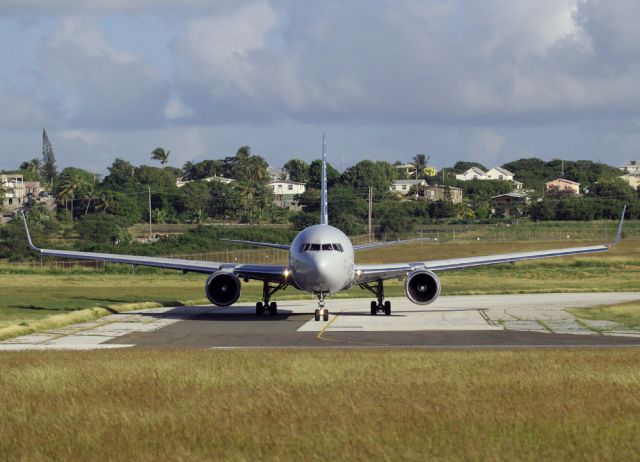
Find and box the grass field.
[0,349,639,461]
[569,301,640,330]
[1,238,639,339]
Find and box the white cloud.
[40,17,169,129]
[164,94,193,120]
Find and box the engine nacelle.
[205,271,241,306]
[405,269,441,305]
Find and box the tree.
[75,214,129,245]
[339,160,398,194]
[55,168,93,214]
[182,160,222,180]
[282,159,309,183]
[103,158,139,191]
[412,153,429,179]
[41,129,57,186]
[151,147,170,166]
[308,159,340,189]
[135,165,178,189]
[0,183,6,208]
[19,158,42,180]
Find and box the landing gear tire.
[314,309,320,322]
[269,301,278,316]
[384,300,391,316]
[323,309,329,322]
[256,302,264,316]
[370,301,377,316]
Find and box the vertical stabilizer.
[320,133,329,225]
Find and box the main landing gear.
[314,292,330,322]
[360,280,391,316]
[255,281,286,317]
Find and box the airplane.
[21,136,626,322]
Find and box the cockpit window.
[332,243,344,252]
[308,244,320,251]
[322,244,333,251]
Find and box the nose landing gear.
[314,293,330,321]
[361,280,391,316]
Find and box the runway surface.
[2,292,640,350]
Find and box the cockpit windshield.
[299,243,344,252]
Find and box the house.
[545,178,580,195]
[269,180,306,210]
[423,184,463,203]
[390,179,427,195]
[395,163,417,178]
[455,167,486,181]
[176,175,235,188]
[395,162,438,179]
[0,173,25,211]
[24,181,44,196]
[491,192,530,216]
[621,174,640,190]
[267,166,285,182]
[620,161,640,175]
[486,167,514,181]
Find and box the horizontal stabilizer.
[219,239,290,251]
[353,237,432,252]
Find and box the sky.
[1,0,640,174]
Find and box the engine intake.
[205,271,241,306]
[405,269,441,305]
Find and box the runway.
[2,293,640,350]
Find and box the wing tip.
[20,210,41,252]
[609,204,626,248]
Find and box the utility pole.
[148,186,152,240]
[368,187,373,242]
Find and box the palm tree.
[412,153,429,179]
[57,172,87,214]
[151,147,170,166]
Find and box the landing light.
[284,269,291,278]
[356,269,362,277]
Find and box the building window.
[402,185,407,190]
[499,175,503,179]
[288,184,293,190]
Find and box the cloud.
[39,17,170,129]
[0,0,246,14]
[0,80,47,129]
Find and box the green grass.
[1,349,639,461]
[568,301,640,330]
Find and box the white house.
[455,167,486,181]
[485,167,514,181]
[390,179,427,195]
[176,176,235,188]
[269,180,306,197]
[620,161,640,175]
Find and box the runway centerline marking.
[316,311,342,342]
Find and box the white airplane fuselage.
[289,224,355,294]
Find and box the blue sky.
[0,0,639,174]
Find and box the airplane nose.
[313,256,345,291]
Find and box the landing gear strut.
[255,281,286,316]
[314,292,330,322]
[360,280,391,316]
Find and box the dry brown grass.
[0,349,639,461]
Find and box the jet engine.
[205,271,241,306]
[405,269,441,305]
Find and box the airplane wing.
[355,206,626,284]
[219,238,290,251]
[20,212,288,282]
[353,237,431,252]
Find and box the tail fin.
[320,132,328,225]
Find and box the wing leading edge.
[355,206,626,284]
[20,212,287,281]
